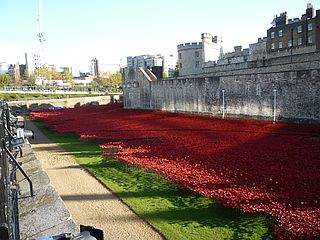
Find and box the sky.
[0,0,318,72]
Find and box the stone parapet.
[18,142,78,239]
[7,95,121,112]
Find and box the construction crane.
[36,0,45,44]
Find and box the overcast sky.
[1,0,318,71]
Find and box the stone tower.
[201,33,223,63]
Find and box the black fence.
[0,101,103,240]
[0,100,34,240]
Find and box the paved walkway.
[27,120,163,240]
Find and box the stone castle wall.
[122,52,320,122]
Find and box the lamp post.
[290,28,293,63]
[273,88,277,124]
[222,89,225,119]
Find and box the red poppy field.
[30,103,320,240]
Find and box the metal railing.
[0,100,34,240]
[0,100,103,240]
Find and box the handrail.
[2,140,34,197]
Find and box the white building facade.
[25,52,42,74]
[126,54,176,78]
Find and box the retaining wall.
[7,95,119,112]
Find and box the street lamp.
[290,28,293,63]
[273,88,277,124]
[222,89,225,119]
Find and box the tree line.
[0,66,122,92]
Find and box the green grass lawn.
[33,120,276,240]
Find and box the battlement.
[201,33,212,39]
[177,42,202,51]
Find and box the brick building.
[8,63,20,81]
[7,62,27,85]
[267,4,320,52]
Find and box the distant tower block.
[201,33,223,63]
[91,58,99,77]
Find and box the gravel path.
[26,120,163,240]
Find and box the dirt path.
[26,120,163,240]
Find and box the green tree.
[173,69,179,77]
[29,66,75,88]
[173,62,179,77]
[61,68,74,87]
[107,71,122,90]
[32,66,51,80]
[93,71,122,92]
[22,69,29,81]
[89,80,99,92]
[0,74,12,88]
[162,72,168,78]
[61,68,73,81]
[51,68,62,80]
[28,74,36,85]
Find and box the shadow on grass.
[82,157,276,239]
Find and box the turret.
[201,33,223,63]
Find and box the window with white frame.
[271,42,275,49]
[278,30,283,37]
[271,31,275,39]
[297,25,302,33]
[288,40,292,47]
[308,35,313,44]
[279,41,283,49]
[308,23,313,31]
[298,37,302,46]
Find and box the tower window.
[271,43,275,49]
[297,25,302,33]
[271,32,275,39]
[308,23,313,31]
[278,30,283,37]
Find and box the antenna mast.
[37,0,45,44]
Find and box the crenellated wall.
[177,42,203,76]
[177,42,202,51]
[122,52,320,122]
